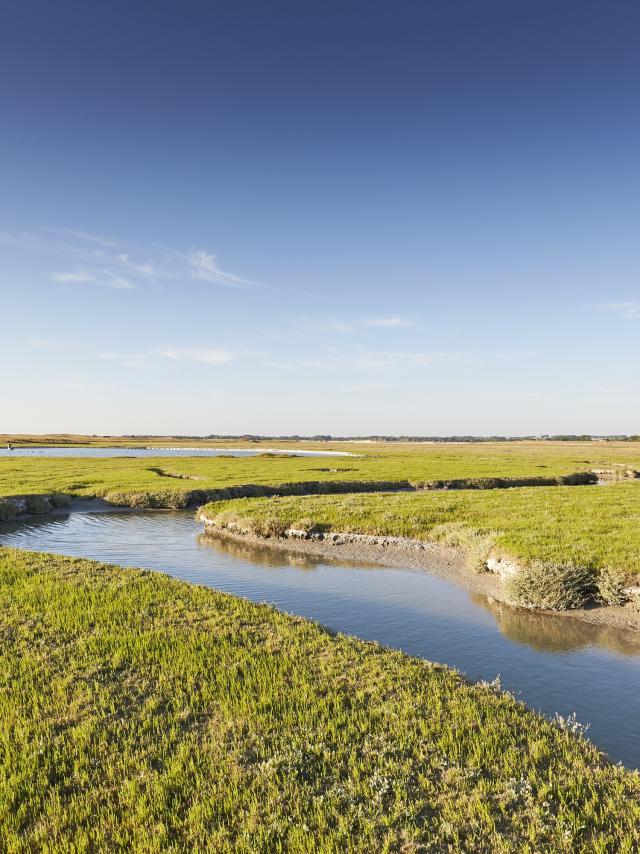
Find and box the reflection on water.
[198,530,380,572]
[473,594,640,656]
[1,509,640,768]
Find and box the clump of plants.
[292,517,324,535]
[249,515,289,538]
[0,499,19,522]
[49,493,72,509]
[506,561,596,610]
[24,495,52,514]
[429,522,498,572]
[104,489,194,509]
[596,567,629,606]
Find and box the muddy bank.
[199,518,640,632]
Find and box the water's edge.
[200,517,640,633]
[3,507,640,767]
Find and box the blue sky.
[1,1,639,435]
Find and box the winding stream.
[2,509,639,768]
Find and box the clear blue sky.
[2,1,639,435]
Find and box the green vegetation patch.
[201,482,640,605]
[1,441,640,505]
[1,547,639,851]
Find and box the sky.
[1,0,639,436]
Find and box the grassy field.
[3,441,640,609]
[2,441,640,504]
[2,547,639,852]
[201,481,640,607]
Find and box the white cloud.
[355,351,451,369]
[26,337,66,348]
[97,352,147,369]
[302,350,453,370]
[187,249,258,288]
[364,316,414,328]
[596,301,640,320]
[53,228,118,248]
[297,315,414,338]
[4,228,260,293]
[52,270,96,284]
[476,392,544,402]
[340,382,393,393]
[159,348,235,365]
[97,348,235,367]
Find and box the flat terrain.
[2,440,640,500]
[202,482,640,578]
[3,440,640,614]
[2,547,639,852]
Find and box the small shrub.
[0,499,20,522]
[430,523,498,573]
[25,495,52,514]
[596,567,629,606]
[49,493,72,509]
[292,517,324,535]
[506,561,596,611]
[250,516,288,538]
[559,472,598,486]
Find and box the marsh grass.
[2,440,638,504]
[200,482,640,602]
[1,547,640,852]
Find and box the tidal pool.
[2,509,639,767]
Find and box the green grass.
[2,440,640,505]
[201,481,640,584]
[1,547,639,852]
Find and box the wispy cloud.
[340,382,393,393]
[159,348,234,365]
[3,228,260,292]
[97,351,148,369]
[97,347,235,368]
[476,391,544,402]
[595,301,640,320]
[53,270,96,284]
[302,350,454,370]
[186,249,259,288]
[296,315,416,339]
[26,336,67,348]
[355,351,451,369]
[364,316,414,328]
[52,228,118,248]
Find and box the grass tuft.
[505,562,596,610]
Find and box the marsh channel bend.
[2,509,639,768]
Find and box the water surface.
[0,446,353,458]
[2,510,639,767]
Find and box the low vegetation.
[201,481,640,610]
[3,441,640,612]
[1,547,639,851]
[1,441,640,506]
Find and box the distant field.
[3,441,640,610]
[2,548,639,851]
[2,440,640,501]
